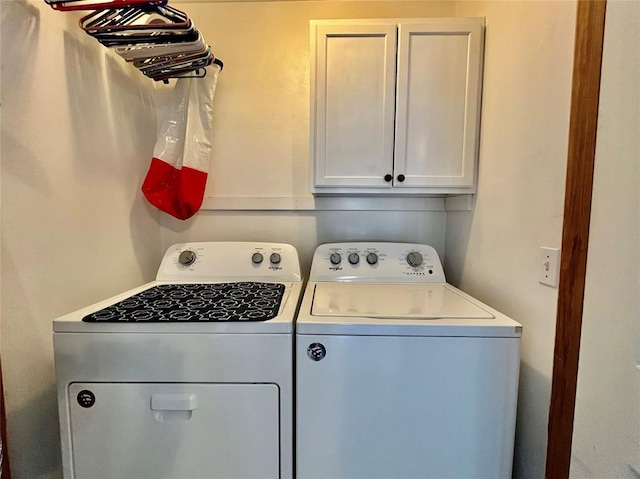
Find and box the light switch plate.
[539,247,560,287]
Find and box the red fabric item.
[142,157,208,220]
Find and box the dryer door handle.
[151,393,198,411]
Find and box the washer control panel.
[156,242,302,282]
[310,242,446,283]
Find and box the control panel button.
[252,252,264,264]
[406,251,423,267]
[178,250,197,266]
[270,253,281,264]
[348,253,360,265]
[366,252,378,265]
[329,253,342,265]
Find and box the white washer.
[296,242,522,479]
[54,242,303,479]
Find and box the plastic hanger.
[46,0,224,83]
[145,49,213,80]
[46,0,167,12]
[80,5,190,34]
[133,44,209,70]
[118,31,206,61]
[94,28,199,48]
[149,55,223,83]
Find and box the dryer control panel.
[156,242,302,282]
[309,242,446,283]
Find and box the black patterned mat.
[83,283,286,322]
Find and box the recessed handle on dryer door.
[151,393,197,411]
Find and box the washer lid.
[299,282,522,337]
[311,283,494,319]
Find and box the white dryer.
[54,242,303,479]
[296,242,522,479]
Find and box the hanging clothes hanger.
[133,44,209,70]
[83,8,145,32]
[80,5,191,35]
[144,49,212,80]
[45,0,224,82]
[96,29,199,48]
[84,14,197,47]
[46,0,167,12]
[156,58,224,83]
[119,31,207,62]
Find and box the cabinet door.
[394,20,484,189]
[311,23,397,188]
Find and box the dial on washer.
[406,251,423,267]
[348,253,359,265]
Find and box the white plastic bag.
[142,65,221,220]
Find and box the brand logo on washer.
[307,343,326,361]
[77,390,95,408]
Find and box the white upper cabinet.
[310,18,485,195]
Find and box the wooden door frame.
[545,1,607,477]
[1,361,10,479]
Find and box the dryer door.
[68,382,279,479]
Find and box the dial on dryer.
[178,250,197,266]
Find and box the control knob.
[406,251,423,267]
[270,253,281,264]
[348,253,360,265]
[178,250,196,266]
[252,252,264,264]
[329,253,342,265]
[366,252,378,265]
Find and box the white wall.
[0,1,163,477]
[570,1,640,477]
[179,0,455,199]
[159,1,458,268]
[445,2,576,478]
